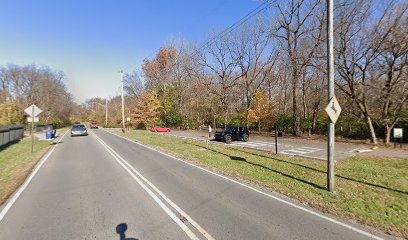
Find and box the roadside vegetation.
[0,128,68,206]
[85,0,407,146]
[121,130,408,238]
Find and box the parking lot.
[154,130,407,161]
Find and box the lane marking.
[102,129,386,240]
[298,147,322,151]
[0,130,69,222]
[233,142,275,147]
[93,134,214,240]
[282,149,310,154]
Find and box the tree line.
[0,64,74,128]
[88,0,407,144]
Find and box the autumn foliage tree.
[247,90,275,132]
[115,0,407,143]
[130,92,161,129]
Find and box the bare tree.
[123,71,144,97]
[196,35,242,126]
[229,18,278,124]
[270,0,324,135]
[335,0,407,144]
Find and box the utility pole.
[120,70,125,131]
[326,0,335,192]
[105,98,108,126]
[31,106,34,153]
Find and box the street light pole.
[120,70,126,131]
[327,0,335,192]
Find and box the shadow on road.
[187,142,326,190]
[116,223,138,240]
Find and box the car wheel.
[155,129,158,132]
[242,134,249,142]
[166,129,170,132]
[224,135,232,144]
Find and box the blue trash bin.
[46,130,53,139]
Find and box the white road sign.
[24,104,42,117]
[393,128,403,138]
[126,117,131,122]
[325,96,342,124]
[27,117,39,123]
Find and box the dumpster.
[45,130,53,139]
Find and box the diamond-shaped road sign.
[325,96,342,124]
[24,104,42,117]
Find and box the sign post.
[325,0,340,192]
[24,104,42,153]
[274,123,278,154]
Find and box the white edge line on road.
[103,129,387,240]
[0,129,69,222]
[93,134,211,240]
[113,149,215,240]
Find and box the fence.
[0,125,25,147]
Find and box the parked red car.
[150,126,171,132]
[90,122,99,129]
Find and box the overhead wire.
[200,0,273,51]
[121,0,273,72]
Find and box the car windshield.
[73,124,85,128]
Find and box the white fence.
[0,126,25,147]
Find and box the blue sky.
[0,0,262,103]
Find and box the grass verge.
[119,130,407,238]
[0,128,68,206]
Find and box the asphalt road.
[0,128,391,240]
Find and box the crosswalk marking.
[297,147,321,151]
[233,142,277,147]
[284,149,310,154]
[281,147,322,156]
[159,132,324,157]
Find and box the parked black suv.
[214,126,249,144]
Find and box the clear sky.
[0,0,262,103]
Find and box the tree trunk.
[224,109,227,127]
[365,115,378,144]
[258,120,261,133]
[385,124,392,144]
[292,72,299,136]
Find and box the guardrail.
[0,125,25,147]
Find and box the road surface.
[0,129,391,240]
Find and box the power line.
[121,0,273,71]
[199,0,273,50]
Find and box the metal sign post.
[274,123,278,154]
[24,104,42,153]
[326,0,338,192]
